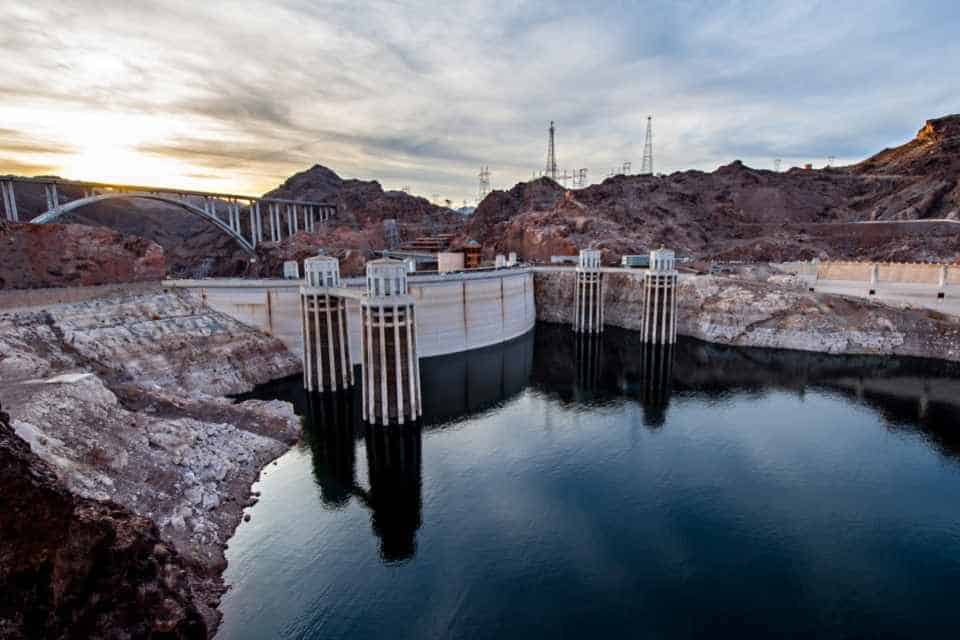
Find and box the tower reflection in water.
[301,391,422,562]
[299,330,535,562]
[534,324,676,428]
[360,423,422,562]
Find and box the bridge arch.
[29,192,255,254]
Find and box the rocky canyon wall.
[0,289,303,635]
[533,270,960,362]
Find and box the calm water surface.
[219,324,960,639]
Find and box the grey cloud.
[1,0,958,202]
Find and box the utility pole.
[545,121,558,180]
[640,116,654,175]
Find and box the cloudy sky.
[0,1,957,203]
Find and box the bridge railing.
[0,175,337,252]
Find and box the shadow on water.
[237,323,960,564]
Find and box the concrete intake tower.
[300,256,353,392]
[574,249,603,334]
[640,248,679,344]
[360,258,422,425]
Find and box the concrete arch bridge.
[0,176,336,254]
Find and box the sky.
[0,0,957,204]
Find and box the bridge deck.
[0,175,333,207]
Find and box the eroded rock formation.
[0,289,302,634]
[0,398,207,639]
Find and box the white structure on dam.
[574,249,603,334]
[300,256,353,392]
[641,248,679,344]
[360,259,422,425]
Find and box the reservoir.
[219,323,960,638]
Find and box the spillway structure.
[573,249,604,333]
[360,258,422,425]
[640,248,679,344]
[300,255,354,392]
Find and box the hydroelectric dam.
[165,249,681,425]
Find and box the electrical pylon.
[640,116,654,175]
[545,121,558,180]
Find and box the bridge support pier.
[640,248,679,344]
[361,258,422,426]
[301,256,354,392]
[252,201,262,247]
[267,204,278,242]
[1,180,18,222]
[44,184,60,214]
[574,249,603,333]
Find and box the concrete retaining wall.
[813,260,959,285]
[802,260,960,315]
[165,269,536,362]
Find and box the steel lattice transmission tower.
[478,166,491,203]
[545,121,558,180]
[640,116,654,175]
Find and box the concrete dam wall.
[166,268,536,363]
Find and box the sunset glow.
[1,1,957,200]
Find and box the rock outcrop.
[246,164,467,276]
[0,219,165,290]
[0,399,207,639]
[533,270,960,362]
[263,164,463,231]
[0,289,302,634]
[468,114,960,265]
[246,228,371,278]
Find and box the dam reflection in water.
[222,324,960,639]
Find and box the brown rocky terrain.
[0,289,302,635]
[0,181,242,280]
[2,165,464,280]
[0,400,207,639]
[243,165,465,277]
[466,115,960,265]
[0,219,165,290]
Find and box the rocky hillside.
[3,164,465,280]
[467,115,960,264]
[263,164,462,231]
[0,289,302,634]
[0,219,165,290]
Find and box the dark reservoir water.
[219,324,960,639]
